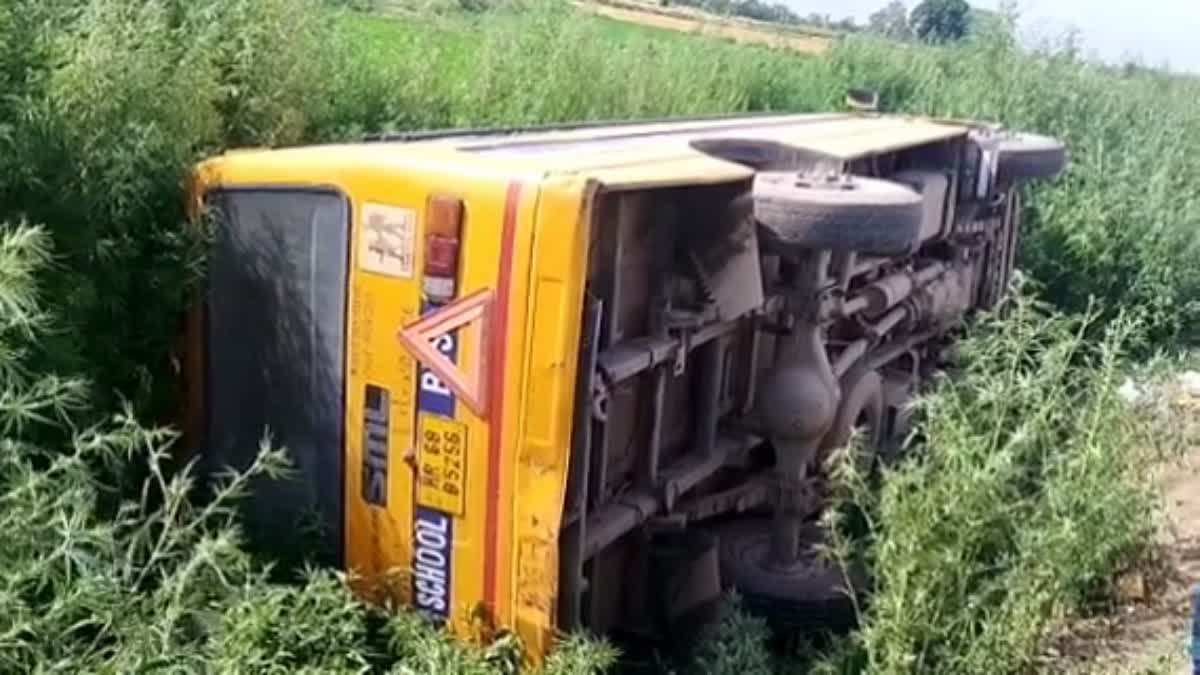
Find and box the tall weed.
[814,293,1192,675]
[0,0,327,420]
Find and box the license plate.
[416,414,467,517]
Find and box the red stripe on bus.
[483,181,524,614]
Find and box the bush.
[682,596,775,675]
[0,0,328,421]
[814,292,1192,675]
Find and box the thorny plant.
[811,291,1195,675]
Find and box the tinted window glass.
[205,188,349,565]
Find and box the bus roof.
[448,112,962,159]
[199,113,972,191]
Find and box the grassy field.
[2,0,1200,673]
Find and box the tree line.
[663,0,1001,44]
[870,0,1001,43]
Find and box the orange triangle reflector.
[397,288,494,418]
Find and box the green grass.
[3,0,1200,673]
[317,4,825,137]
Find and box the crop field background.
[3,0,1200,673]
[568,0,835,54]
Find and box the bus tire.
[716,519,864,633]
[994,132,1067,184]
[753,173,924,255]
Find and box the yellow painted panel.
[524,278,566,446]
[342,176,426,613]
[195,153,530,640]
[794,120,966,157]
[195,112,972,194]
[490,180,542,635]
[509,175,594,664]
[590,155,753,189]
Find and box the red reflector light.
[425,234,458,277]
[424,195,464,303]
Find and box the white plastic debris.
[1118,377,1145,405]
[1178,371,1200,399]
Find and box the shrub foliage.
[816,294,1192,674]
[0,0,329,419]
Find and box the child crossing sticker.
[359,203,416,279]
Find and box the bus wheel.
[715,519,865,634]
[971,129,1068,185]
[753,172,924,255]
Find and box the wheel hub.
[715,519,864,634]
[794,171,855,191]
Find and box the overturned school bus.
[184,108,1066,661]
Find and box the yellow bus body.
[190,113,970,662]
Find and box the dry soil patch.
[572,0,833,55]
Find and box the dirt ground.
[571,0,833,55]
[1045,450,1200,674]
